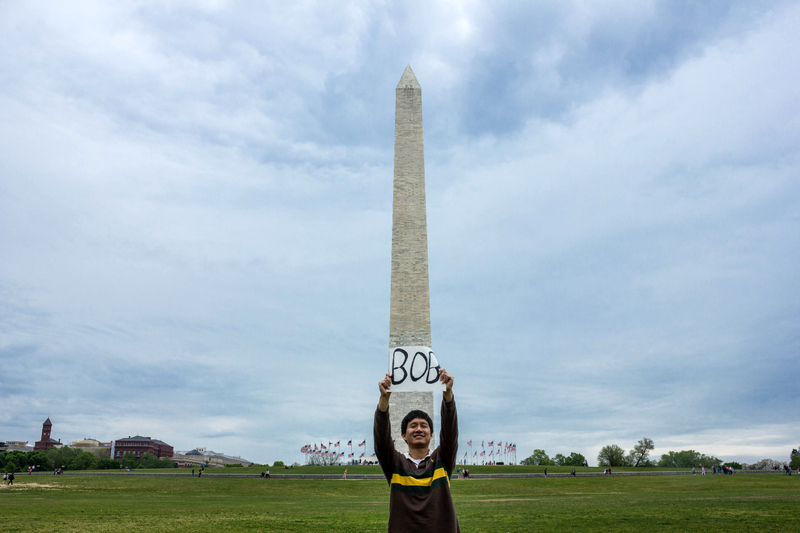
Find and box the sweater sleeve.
[438,398,458,474]
[374,406,396,483]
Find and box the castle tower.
[388,65,436,454]
[34,417,56,451]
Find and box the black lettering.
[426,350,441,383]
[410,351,428,382]
[391,349,408,384]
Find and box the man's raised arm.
[374,373,395,482]
[377,373,391,412]
[438,368,458,473]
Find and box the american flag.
[488,441,494,447]
[467,440,472,446]
[358,440,366,447]
[335,441,340,447]
[347,440,352,446]
[300,445,309,453]
[480,451,485,456]
[314,444,319,451]
[348,453,354,458]
[359,453,365,458]
[321,444,327,450]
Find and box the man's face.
[403,418,432,447]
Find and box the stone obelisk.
[388,65,435,454]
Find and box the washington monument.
[388,65,436,453]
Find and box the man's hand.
[378,373,392,411]
[439,368,454,402]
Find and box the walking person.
[343,469,348,480]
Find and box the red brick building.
[34,418,61,451]
[111,435,173,459]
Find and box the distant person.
[265,469,270,479]
[8,473,14,485]
[701,465,706,475]
[343,469,347,480]
[192,469,195,477]
[374,369,459,533]
[571,468,576,476]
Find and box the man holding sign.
[374,368,459,532]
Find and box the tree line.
[521,438,798,469]
[0,447,174,472]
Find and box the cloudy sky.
[2,0,798,466]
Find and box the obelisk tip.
[397,64,420,89]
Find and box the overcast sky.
[2,0,798,466]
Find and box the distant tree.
[629,438,655,467]
[551,452,586,466]
[790,448,800,470]
[71,451,98,470]
[532,449,551,465]
[140,452,174,469]
[657,450,721,468]
[27,451,53,470]
[273,461,285,467]
[597,445,628,467]
[121,452,138,469]
[520,449,550,466]
[97,458,121,470]
[46,446,84,470]
[5,459,19,473]
[563,452,586,467]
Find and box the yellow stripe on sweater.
[390,467,450,487]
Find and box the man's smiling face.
[402,418,432,447]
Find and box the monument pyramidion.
[387,65,437,454]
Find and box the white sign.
[388,346,446,392]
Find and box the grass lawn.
[1,472,797,532]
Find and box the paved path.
[30,470,783,480]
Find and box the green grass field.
[1,471,798,532]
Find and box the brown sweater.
[374,398,460,533]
